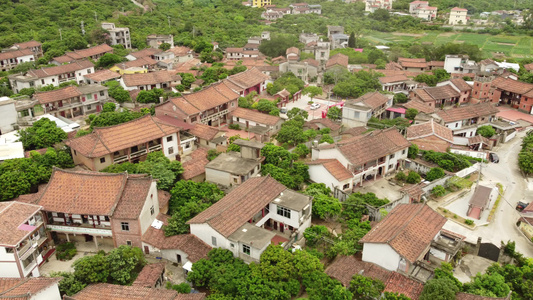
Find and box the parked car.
[489,152,499,163]
[516,201,529,212]
[280,107,287,114]
[310,103,321,110]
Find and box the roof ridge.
[0,278,31,296]
[0,201,15,215]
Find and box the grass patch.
[437,207,475,228]
[487,183,504,222]
[434,34,459,44]
[456,33,489,45]
[483,41,514,55]
[447,176,474,191]
[488,36,520,44]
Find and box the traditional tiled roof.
[451,7,467,11]
[468,135,491,145]
[406,119,454,143]
[132,262,166,288]
[334,128,409,167]
[232,107,281,126]
[429,61,444,67]
[436,103,499,123]
[0,201,42,247]
[84,69,121,82]
[424,85,461,100]
[355,91,390,110]
[360,204,446,263]
[0,49,34,61]
[305,118,341,131]
[122,71,175,87]
[65,115,180,158]
[379,74,409,84]
[326,53,349,69]
[301,58,320,67]
[158,190,171,211]
[225,47,243,53]
[306,159,353,181]
[112,176,153,220]
[491,77,533,95]
[181,148,209,180]
[66,283,205,300]
[168,46,192,57]
[128,48,161,59]
[225,68,269,92]
[286,47,299,55]
[33,85,82,104]
[53,44,113,63]
[325,257,423,299]
[189,124,224,141]
[0,277,61,300]
[13,41,41,49]
[402,99,435,114]
[115,57,157,69]
[455,292,508,300]
[342,126,368,137]
[450,78,472,91]
[187,175,288,237]
[17,60,94,79]
[142,214,211,263]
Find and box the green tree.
[434,262,462,290]
[256,99,277,114]
[348,32,356,48]
[303,86,323,103]
[383,292,411,299]
[405,108,418,120]
[17,118,68,150]
[72,254,109,283]
[311,194,342,220]
[420,277,459,300]
[394,93,408,104]
[259,34,299,58]
[294,143,310,158]
[476,125,496,138]
[463,272,510,298]
[159,43,171,51]
[95,53,123,68]
[426,167,445,181]
[106,246,146,285]
[431,185,446,197]
[406,171,421,184]
[102,102,116,113]
[408,144,419,159]
[50,272,86,296]
[327,106,342,121]
[349,274,385,299]
[287,108,309,120]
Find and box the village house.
[491,76,533,111]
[449,7,468,25]
[397,57,428,71]
[224,67,270,96]
[132,262,166,288]
[379,74,419,93]
[472,73,495,102]
[365,0,394,12]
[342,92,393,127]
[312,128,410,187]
[66,115,183,170]
[8,60,95,93]
[180,148,209,182]
[0,201,49,278]
[0,97,18,134]
[286,47,300,61]
[302,39,331,63]
[410,84,462,108]
[326,53,349,70]
[188,123,227,149]
[304,118,342,136]
[126,48,161,61]
[436,78,473,104]
[409,1,438,20]
[83,69,121,85]
[156,81,239,126]
[168,46,194,63]
[65,283,205,300]
[444,54,479,74]
[205,139,264,187]
[299,33,319,45]
[306,159,354,192]
[0,277,61,300]
[252,0,271,7]
[225,48,244,60]
[8,40,43,58]
[120,70,178,91]
[51,44,113,65]
[330,33,349,49]
[33,85,108,118]
[279,59,319,82]
[187,175,312,263]
[0,48,35,72]
[435,103,499,145]
[146,34,174,49]
[101,22,131,49]
[231,107,283,140]
[360,204,464,277]
[261,10,284,20]
[110,57,157,74]
[34,168,160,250]
[406,119,454,152]
[141,214,211,269]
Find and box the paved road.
[443,130,533,258]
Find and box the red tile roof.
[406,119,454,143]
[67,283,205,300]
[379,75,410,84]
[301,58,320,67]
[402,99,435,114]
[305,118,342,131]
[360,204,446,263]
[326,53,349,69]
[187,175,289,237]
[335,128,410,167]
[36,168,153,217]
[0,277,61,300]
[436,103,499,123]
[168,46,192,57]
[231,107,281,126]
[66,115,180,158]
[128,48,161,59]
[450,78,472,92]
[189,124,224,141]
[286,47,299,55]
[306,159,353,181]
[132,262,166,288]
[142,214,211,263]
[424,85,461,100]
[25,60,94,78]
[451,7,467,11]
[455,292,508,300]
[122,71,176,87]
[0,201,42,247]
[158,190,171,211]
[225,67,269,92]
[84,69,121,82]
[0,49,34,61]
[524,63,533,71]
[181,148,209,180]
[491,77,533,95]
[13,41,42,49]
[116,56,157,69]
[355,91,390,110]
[53,44,113,63]
[33,85,82,104]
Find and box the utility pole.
[81,21,85,35]
[94,11,98,23]
[167,16,171,29]
[59,29,62,41]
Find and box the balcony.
[201,109,229,124]
[46,224,113,237]
[114,155,129,163]
[17,241,37,259]
[148,144,162,152]
[130,148,148,158]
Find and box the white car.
[310,103,321,110]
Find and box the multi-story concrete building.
[146,34,174,49]
[0,49,35,72]
[102,22,131,49]
[449,7,468,25]
[33,85,109,118]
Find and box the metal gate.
[478,243,500,262]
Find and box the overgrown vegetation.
[55,242,77,261]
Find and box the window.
[342,183,350,190]
[87,105,92,110]
[150,205,155,215]
[277,206,291,218]
[231,102,235,107]
[212,237,217,246]
[5,247,14,254]
[100,157,106,163]
[74,150,77,156]
[389,154,395,159]
[100,91,105,96]
[121,222,130,231]
[52,78,55,83]
[402,149,406,155]
[243,244,251,255]
[126,240,132,246]
[41,79,44,84]
[167,136,173,142]
[87,69,92,74]
[230,243,235,248]
[168,147,174,154]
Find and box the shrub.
[167,282,191,293]
[426,167,445,181]
[395,172,407,181]
[228,124,240,130]
[56,242,77,261]
[465,219,474,225]
[406,171,421,184]
[432,185,446,197]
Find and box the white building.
[187,175,312,263]
[311,128,410,187]
[0,97,18,135]
[409,1,437,21]
[0,201,48,278]
[307,159,354,192]
[0,49,35,72]
[365,0,394,12]
[102,22,131,49]
[342,92,393,127]
[449,7,468,25]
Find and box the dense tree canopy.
[17,118,67,150]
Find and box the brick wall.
[111,218,143,248]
